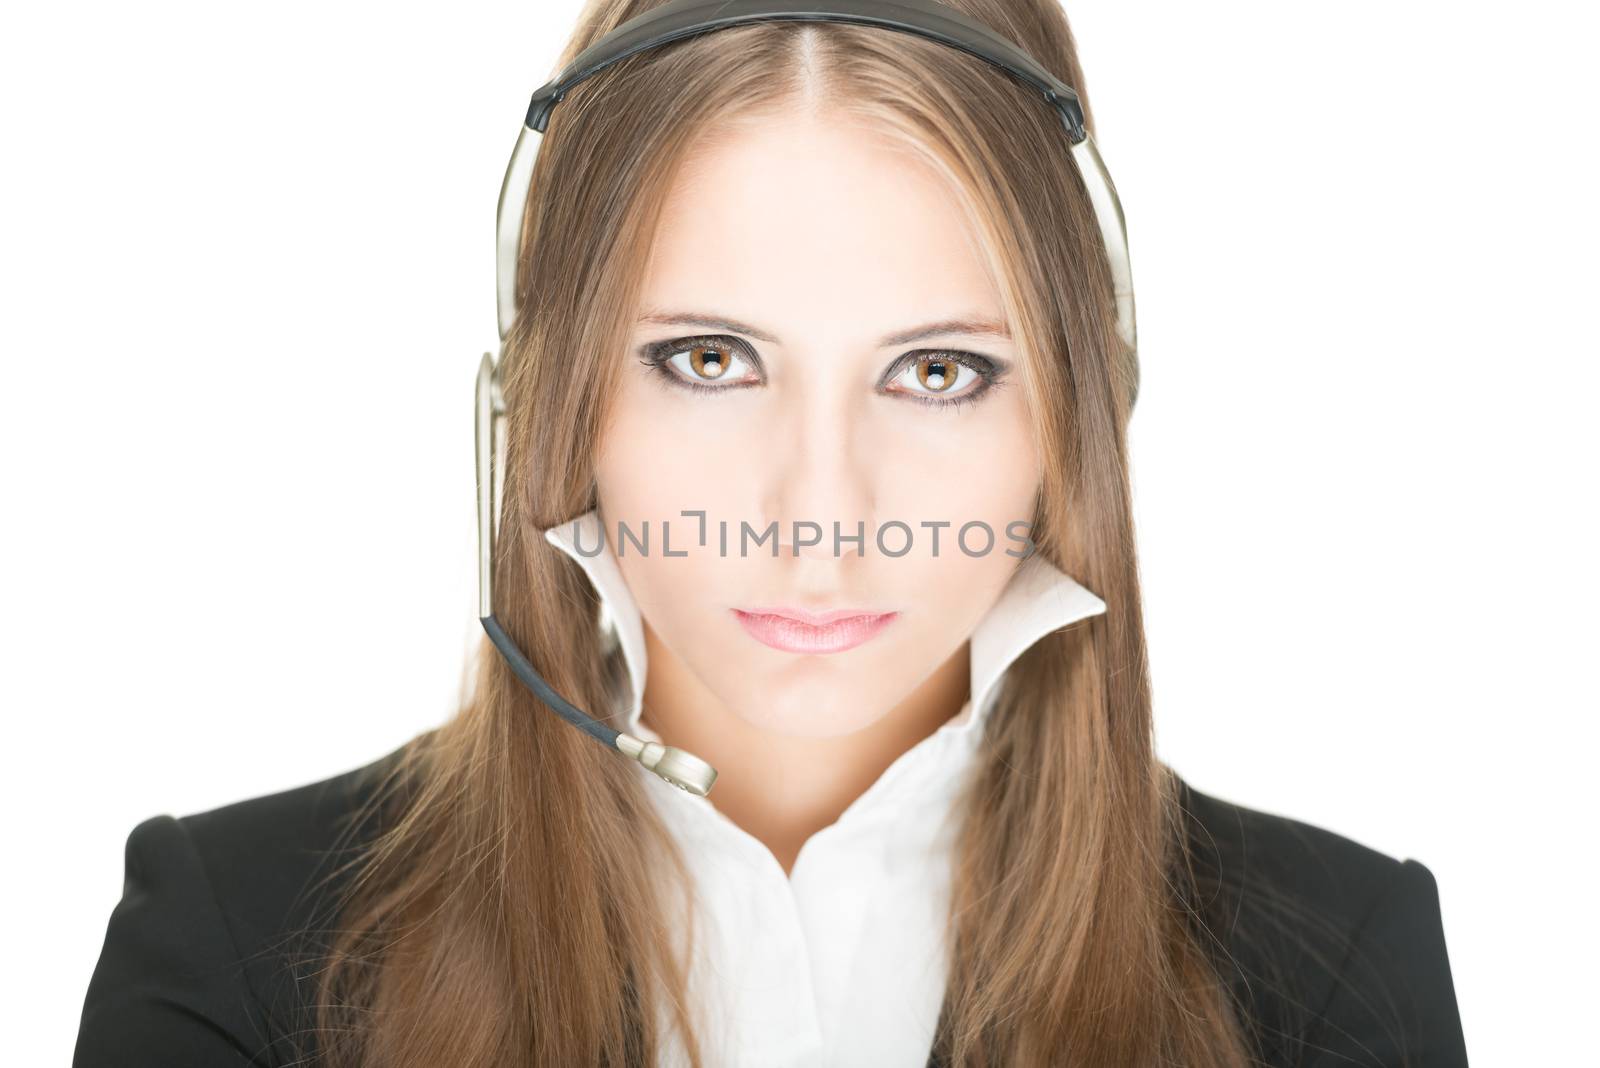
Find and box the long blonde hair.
[293,1,1260,1063]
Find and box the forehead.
[638,111,1006,342]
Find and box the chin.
[730,679,892,739]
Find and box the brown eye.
[641,336,760,393]
[881,349,1003,409]
[688,344,731,380]
[890,352,977,398]
[916,355,958,392]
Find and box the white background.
[3,1,1593,1063]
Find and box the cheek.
[864,391,1041,663]
[871,385,1041,549]
[593,375,752,638]
[594,370,753,524]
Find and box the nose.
[760,390,877,561]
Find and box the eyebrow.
[636,310,1012,347]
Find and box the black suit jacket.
[74,745,1469,1066]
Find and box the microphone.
[474,353,719,797]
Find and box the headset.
[474,0,1138,798]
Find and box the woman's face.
[595,109,1041,739]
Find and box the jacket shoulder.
[75,742,413,1068]
[1174,776,1468,1067]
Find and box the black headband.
[524,0,1087,142]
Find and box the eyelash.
[636,334,1007,410]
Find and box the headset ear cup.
[474,353,507,618]
[1069,134,1140,413]
[496,127,541,342]
[491,369,507,551]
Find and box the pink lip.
[731,607,899,654]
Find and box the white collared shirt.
[542,510,1106,1068]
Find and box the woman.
[73,0,1467,1065]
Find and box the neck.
[637,623,970,876]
